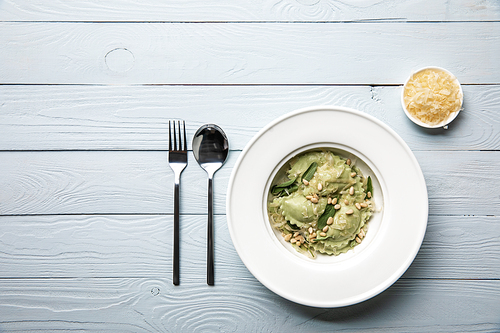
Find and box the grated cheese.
[403,68,463,126]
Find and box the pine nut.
[350,172,356,177]
[305,195,313,200]
[320,232,327,237]
[346,159,351,166]
[290,238,296,243]
[322,226,329,232]
[327,217,333,225]
[355,236,361,244]
[311,232,317,238]
[359,229,365,238]
[310,197,319,204]
[360,202,368,208]
[334,204,341,210]
[308,227,313,234]
[293,231,299,237]
[367,191,372,198]
[327,197,332,205]
[332,197,338,205]
[355,203,361,210]
[346,209,354,215]
[284,234,292,241]
[302,179,309,186]
[317,183,323,191]
[296,241,301,247]
[344,199,349,205]
[349,186,354,196]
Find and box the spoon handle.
[207,176,214,286]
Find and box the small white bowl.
[401,66,463,129]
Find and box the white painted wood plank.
[418,151,500,217]
[0,278,498,332]
[1,0,499,22]
[414,151,499,216]
[405,216,500,279]
[1,85,498,151]
[0,85,376,151]
[0,214,497,279]
[0,151,498,216]
[1,22,499,84]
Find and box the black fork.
[168,120,187,285]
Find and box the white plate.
[226,106,428,308]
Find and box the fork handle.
[173,180,180,286]
[207,176,214,286]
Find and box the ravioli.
[267,150,375,257]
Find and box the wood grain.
[0,278,498,332]
[1,85,499,151]
[1,0,499,330]
[416,150,500,216]
[1,22,499,84]
[1,0,500,22]
[0,214,498,280]
[405,215,500,279]
[0,151,498,216]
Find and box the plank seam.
[2,20,500,23]
[0,276,497,280]
[1,83,500,87]
[0,213,497,218]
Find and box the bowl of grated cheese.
[401,67,463,129]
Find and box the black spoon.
[192,124,229,285]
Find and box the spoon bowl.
[192,124,229,285]
[193,124,229,176]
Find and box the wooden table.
[1,1,499,331]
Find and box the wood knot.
[150,287,160,296]
[105,48,135,73]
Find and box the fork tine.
[177,121,182,152]
[168,120,172,151]
[173,121,177,151]
[182,121,187,151]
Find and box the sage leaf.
[286,221,300,231]
[317,202,337,230]
[275,177,296,189]
[271,186,283,195]
[301,162,318,182]
[366,176,373,195]
[282,184,298,196]
[271,177,296,194]
[272,177,299,197]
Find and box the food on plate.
[403,67,463,126]
[267,150,375,257]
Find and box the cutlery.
[192,124,229,286]
[168,120,187,286]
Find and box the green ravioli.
[267,150,375,257]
